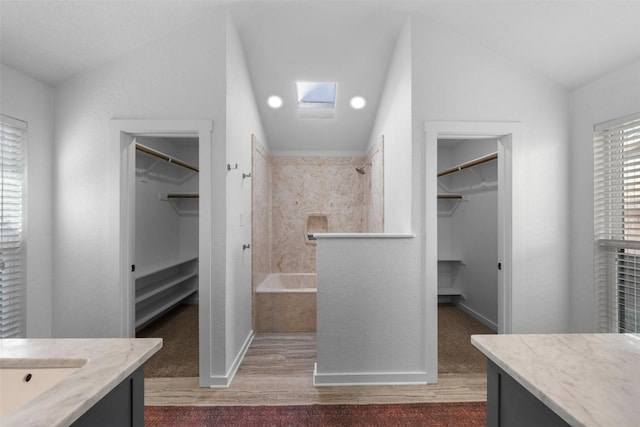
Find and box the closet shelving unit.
[437,152,497,298]
[437,152,497,178]
[437,259,465,298]
[135,143,200,173]
[437,194,464,216]
[159,192,200,215]
[437,152,497,216]
[438,258,465,264]
[135,257,199,329]
[134,142,199,330]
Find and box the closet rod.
[167,194,199,199]
[135,143,199,173]
[437,152,497,177]
[438,194,463,200]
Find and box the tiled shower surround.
[252,142,271,291]
[252,140,383,332]
[271,155,368,272]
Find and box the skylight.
[296,81,336,105]
[295,81,337,119]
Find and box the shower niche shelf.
[134,256,198,330]
[305,214,328,244]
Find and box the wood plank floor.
[145,333,487,406]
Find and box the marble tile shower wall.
[252,142,271,290]
[365,140,384,232]
[271,156,368,273]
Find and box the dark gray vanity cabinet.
[487,361,570,427]
[72,367,144,427]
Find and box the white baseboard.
[456,302,498,332]
[205,330,255,388]
[313,363,429,386]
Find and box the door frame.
[424,121,519,383]
[109,120,213,348]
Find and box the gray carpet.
[137,303,494,377]
[137,304,199,378]
[438,303,494,373]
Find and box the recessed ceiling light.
[350,96,366,109]
[268,95,283,109]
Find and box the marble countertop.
[0,338,162,427]
[472,333,640,427]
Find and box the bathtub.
[255,273,317,332]
[256,273,317,293]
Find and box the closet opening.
[112,119,213,383]
[134,135,200,378]
[424,120,516,382]
[437,138,497,326]
[437,137,498,374]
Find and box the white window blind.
[594,112,640,333]
[0,116,26,338]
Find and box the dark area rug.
[145,402,487,426]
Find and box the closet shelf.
[438,258,465,265]
[163,195,199,216]
[136,256,198,280]
[437,195,466,216]
[135,257,198,330]
[438,194,463,200]
[135,271,198,304]
[168,193,199,199]
[159,193,199,200]
[135,286,197,328]
[438,287,465,297]
[136,143,199,173]
[437,152,497,177]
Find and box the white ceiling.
[418,1,640,90]
[0,0,214,86]
[229,2,407,153]
[2,0,640,153]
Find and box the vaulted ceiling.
[2,1,640,153]
[229,2,407,153]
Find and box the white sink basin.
[0,338,161,427]
[0,359,86,418]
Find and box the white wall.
[315,236,424,385]
[315,12,570,386]
[452,141,498,328]
[367,19,412,233]
[456,190,498,327]
[0,65,54,337]
[314,18,423,385]
[176,144,199,259]
[569,60,640,332]
[51,6,266,387]
[224,13,267,378]
[53,13,227,338]
[414,14,571,334]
